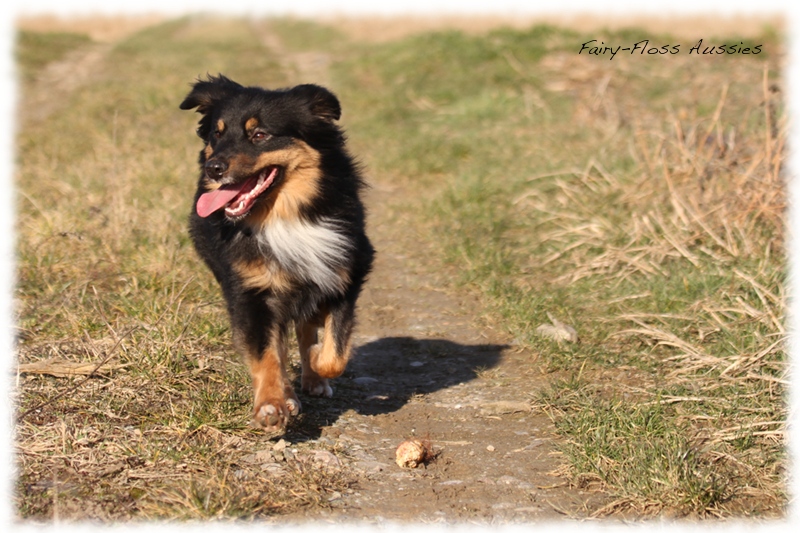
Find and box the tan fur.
[203,143,214,160]
[200,176,221,192]
[310,312,351,379]
[241,324,298,427]
[242,141,322,225]
[216,119,225,134]
[245,117,259,131]
[232,258,294,293]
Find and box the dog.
[180,75,374,432]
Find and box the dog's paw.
[254,401,287,432]
[302,375,333,398]
[254,395,301,432]
[286,397,301,417]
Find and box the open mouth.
[196,167,279,218]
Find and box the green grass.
[14,16,786,520]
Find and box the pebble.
[479,401,532,416]
[243,450,274,464]
[486,445,495,452]
[366,395,390,401]
[260,463,286,476]
[352,376,379,385]
[305,450,341,469]
[355,460,387,473]
[491,502,515,510]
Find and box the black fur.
[181,75,374,431]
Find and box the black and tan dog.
[180,75,374,432]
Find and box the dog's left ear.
[289,84,341,122]
[180,74,243,114]
[180,75,242,138]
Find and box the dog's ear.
[180,75,242,137]
[289,84,341,122]
[180,74,242,112]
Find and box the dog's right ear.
[180,75,242,137]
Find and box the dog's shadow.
[288,336,506,441]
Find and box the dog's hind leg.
[297,301,355,398]
[297,319,330,397]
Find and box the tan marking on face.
[203,143,214,160]
[244,140,323,226]
[200,177,222,192]
[245,117,259,132]
[216,119,225,134]
[232,259,294,293]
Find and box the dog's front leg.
[233,315,300,432]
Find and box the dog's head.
[180,75,343,221]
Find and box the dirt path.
[252,30,609,523]
[282,179,612,523]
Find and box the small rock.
[352,376,379,385]
[486,445,495,452]
[272,439,288,452]
[309,450,341,468]
[243,450,274,464]
[536,313,578,343]
[480,401,532,416]
[492,502,515,510]
[366,394,390,401]
[355,460,387,473]
[395,438,432,468]
[261,463,287,477]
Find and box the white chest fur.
[256,217,352,294]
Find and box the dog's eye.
[252,131,269,142]
[214,130,222,139]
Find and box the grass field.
[13,15,786,520]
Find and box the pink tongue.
[196,184,243,218]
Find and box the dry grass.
[519,55,787,518]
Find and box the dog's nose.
[204,159,228,179]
